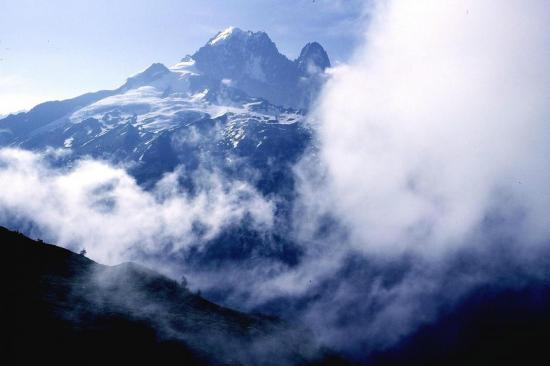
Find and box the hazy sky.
[0,0,364,115]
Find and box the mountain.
[0,28,335,363]
[192,27,330,109]
[2,25,550,366]
[0,27,324,190]
[0,27,325,280]
[0,226,340,365]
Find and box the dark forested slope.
[0,227,321,365]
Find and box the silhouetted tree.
[180,275,188,289]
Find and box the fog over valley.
[1,1,550,364]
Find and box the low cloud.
[308,0,550,257]
[0,148,274,267]
[248,0,550,355]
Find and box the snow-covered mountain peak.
[122,63,172,90]
[0,27,321,176]
[130,63,170,80]
[190,27,329,109]
[208,26,247,45]
[206,26,271,48]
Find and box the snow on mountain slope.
[192,27,330,109]
[208,26,245,45]
[0,28,321,191]
[0,27,327,320]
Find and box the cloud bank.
[0,148,273,267]
[276,0,550,354]
[308,0,550,257]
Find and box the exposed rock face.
[192,27,330,109]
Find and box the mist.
[308,0,550,256]
[0,147,274,267]
[279,0,550,354]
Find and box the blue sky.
[0,0,365,115]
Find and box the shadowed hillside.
[0,227,332,365]
[3,228,550,365]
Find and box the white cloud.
[306,0,550,258]
[0,148,274,267]
[171,4,550,352]
[268,0,550,353]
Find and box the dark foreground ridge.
[2,226,550,365]
[0,227,343,366]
